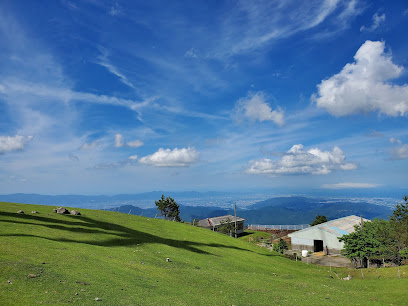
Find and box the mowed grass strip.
[1,202,408,305]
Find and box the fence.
[247,224,310,231]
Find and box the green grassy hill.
[1,202,407,305]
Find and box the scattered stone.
[166,258,170,262]
[53,209,57,213]
[7,280,12,284]
[80,289,86,292]
[17,210,24,214]
[56,207,70,214]
[28,274,36,278]
[76,281,90,285]
[70,210,81,215]
[343,275,352,281]
[95,297,102,301]
[329,275,334,279]
[75,293,78,296]
[31,211,39,214]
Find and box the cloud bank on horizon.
[0,0,407,195]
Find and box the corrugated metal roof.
[197,215,245,227]
[289,215,369,237]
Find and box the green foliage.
[155,194,181,222]
[390,195,408,252]
[310,215,328,226]
[218,217,235,236]
[272,238,288,254]
[340,195,408,267]
[192,218,199,226]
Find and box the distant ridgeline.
[0,193,395,224]
[105,197,394,225]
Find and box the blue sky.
[0,0,407,195]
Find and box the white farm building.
[288,215,369,254]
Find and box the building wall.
[289,227,344,252]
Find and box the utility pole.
[234,203,237,238]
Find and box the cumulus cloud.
[246,144,357,175]
[321,182,380,189]
[234,92,284,126]
[360,13,386,32]
[313,40,408,116]
[114,134,144,148]
[139,147,199,167]
[0,135,33,154]
[389,138,408,160]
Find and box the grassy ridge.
[1,202,407,305]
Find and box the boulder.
[56,207,70,214]
[53,209,57,213]
[70,210,81,215]
[31,211,39,214]
[17,210,24,214]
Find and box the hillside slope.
[1,202,407,305]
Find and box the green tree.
[390,196,408,257]
[273,238,288,254]
[310,215,328,226]
[218,217,235,236]
[339,219,395,267]
[155,195,181,222]
[192,218,199,226]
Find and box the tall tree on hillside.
[390,196,408,260]
[310,215,328,226]
[155,195,181,222]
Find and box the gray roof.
[289,215,369,237]
[198,215,245,228]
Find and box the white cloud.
[321,182,380,189]
[114,134,125,147]
[360,13,386,32]
[389,138,408,160]
[128,155,138,160]
[389,137,402,145]
[114,134,144,148]
[80,141,102,150]
[234,92,284,126]
[96,46,134,89]
[313,40,408,116]
[184,48,199,58]
[0,135,33,154]
[212,0,361,58]
[139,147,199,167]
[246,144,357,175]
[126,139,144,148]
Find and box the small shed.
[288,215,369,254]
[197,215,246,234]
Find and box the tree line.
[339,196,408,268]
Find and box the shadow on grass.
[0,211,276,256]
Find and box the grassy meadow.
[1,202,408,305]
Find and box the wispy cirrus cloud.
[95,46,135,89]
[211,0,362,58]
[360,13,386,32]
[246,144,357,175]
[321,182,380,189]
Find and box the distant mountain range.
[106,196,394,225]
[0,193,396,224]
